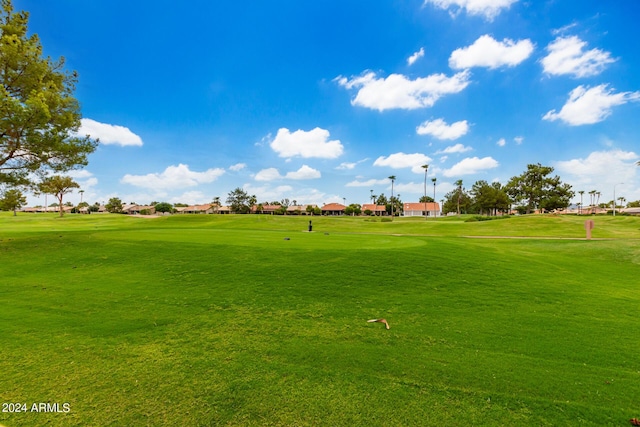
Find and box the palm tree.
[588,190,596,214]
[596,191,601,210]
[212,196,221,213]
[421,165,429,220]
[455,179,463,215]
[431,177,437,217]
[578,190,584,214]
[388,175,396,218]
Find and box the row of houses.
[123,202,444,217]
[21,202,444,217]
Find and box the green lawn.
[1,213,640,426]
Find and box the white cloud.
[514,136,524,145]
[555,149,637,179]
[449,35,534,69]
[243,184,295,202]
[121,164,225,190]
[424,0,518,20]
[285,165,321,180]
[270,128,344,159]
[255,165,321,181]
[416,118,469,140]
[229,163,246,172]
[346,178,389,187]
[496,138,506,147]
[336,70,470,111]
[336,158,369,170]
[555,150,639,199]
[543,84,640,126]
[437,143,473,154]
[373,152,432,174]
[407,48,425,66]
[66,169,94,179]
[255,168,282,182]
[394,182,427,195]
[541,36,615,78]
[169,191,209,205]
[442,156,499,177]
[78,118,143,147]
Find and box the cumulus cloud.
[285,165,321,180]
[407,48,425,66]
[514,136,524,145]
[416,118,469,140]
[121,164,225,190]
[78,118,143,147]
[541,36,615,78]
[270,128,344,159]
[555,149,637,179]
[543,84,640,126]
[255,168,282,182]
[345,178,389,187]
[449,35,534,69]
[335,70,470,111]
[496,138,506,147]
[336,159,369,170]
[424,0,518,20]
[555,150,639,195]
[373,152,432,174]
[229,163,246,172]
[442,156,499,177]
[437,143,473,154]
[255,165,321,181]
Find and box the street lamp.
[421,164,429,220]
[613,182,624,216]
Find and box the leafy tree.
[38,175,79,217]
[306,205,315,215]
[627,200,640,208]
[154,202,173,214]
[105,197,123,213]
[226,187,255,214]
[470,180,510,216]
[0,1,97,187]
[344,203,362,216]
[455,179,464,215]
[442,187,472,215]
[419,195,434,203]
[505,163,573,213]
[375,193,388,206]
[0,187,25,215]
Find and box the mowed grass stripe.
[1,214,640,426]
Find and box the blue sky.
[20,0,640,207]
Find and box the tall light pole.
[613,183,624,216]
[421,164,429,220]
[431,177,437,218]
[388,175,396,219]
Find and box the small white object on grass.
[367,318,390,329]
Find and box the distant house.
[321,203,345,216]
[253,204,282,214]
[622,207,640,215]
[180,204,214,214]
[123,204,156,215]
[403,202,440,217]
[361,203,387,216]
[287,204,318,215]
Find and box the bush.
[465,215,512,222]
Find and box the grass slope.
[1,213,639,426]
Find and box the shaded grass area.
[1,214,640,426]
